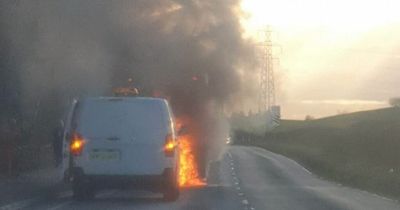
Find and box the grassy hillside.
[236,107,400,200]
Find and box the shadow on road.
[83,196,164,204]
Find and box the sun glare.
[240,0,400,119]
[241,0,400,38]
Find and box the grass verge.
[235,107,400,200]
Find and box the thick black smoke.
[0,0,256,174]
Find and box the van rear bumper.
[70,167,176,191]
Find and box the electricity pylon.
[258,28,276,113]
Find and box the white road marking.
[285,158,312,175]
[0,198,38,210]
[368,192,395,202]
[228,149,257,210]
[252,149,312,175]
[47,201,73,210]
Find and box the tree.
[389,98,400,107]
[248,109,254,117]
[305,115,315,121]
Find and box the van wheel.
[72,179,95,201]
[162,169,179,202]
[163,185,179,202]
[163,174,179,201]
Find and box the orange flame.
[178,133,206,187]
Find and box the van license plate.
[90,150,120,160]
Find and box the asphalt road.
[1,146,400,210]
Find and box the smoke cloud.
[1,0,257,174]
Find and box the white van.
[62,97,179,201]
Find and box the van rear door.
[75,98,173,175]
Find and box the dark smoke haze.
[0,0,257,173]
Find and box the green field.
[235,107,400,200]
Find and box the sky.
[240,0,400,119]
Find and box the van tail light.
[70,132,85,156]
[164,134,176,157]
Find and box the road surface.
[1,146,399,210]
